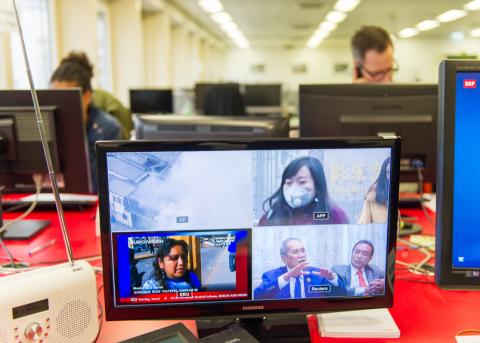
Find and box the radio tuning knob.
[24,322,43,341]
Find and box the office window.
[10,0,53,89]
[96,6,112,91]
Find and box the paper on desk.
[456,336,480,343]
[317,308,400,338]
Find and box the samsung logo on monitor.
[242,306,264,311]
[371,104,403,111]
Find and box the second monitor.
[299,84,437,189]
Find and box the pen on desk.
[28,239,56,256]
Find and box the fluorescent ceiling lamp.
[334,0,361,12]
[470,28,480,37]
[220,21,238,32]
[319,21,337,32]
[398,27,419,38]
[228,30,244,40]
[436,9,467,22]
[326,11,347,23]
[313,29,330,39]
[211,11,232,24]
[307,36,324,48]
[464,0,480,11]
[198,0,224,13]
[416,19,440,31]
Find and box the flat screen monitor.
[244,84,282,107]
[0,89,92,193]
[194,83,240,113]
[435,60,480,289]
[134,114,290,139]
[299,84,437,189]
[97,137,400,339]
[129,89,173,114]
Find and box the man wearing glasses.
[351,26,397,83]
[254,238,346,299]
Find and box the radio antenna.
[11,0,74,265]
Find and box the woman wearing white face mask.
[258,157,348,226]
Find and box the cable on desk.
[396,238,434,276]
[456,329,480,336]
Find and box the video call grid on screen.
[106,147,392,305]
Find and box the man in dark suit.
[332,240,385,296]
[254,238,346,300]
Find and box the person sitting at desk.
[142,238,201,291]
[258,157,348,226]
[50,51,121,192]
[351,26,396,83]
[358,157,390,224]
[254,238,346,299]
[332,240,385,296]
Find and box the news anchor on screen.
[142,238,201,291]
[258,157,348,226]
[332,240,385,296]
[254,238,346,300]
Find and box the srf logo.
[463,79,477,88]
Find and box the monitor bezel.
[97,137,400,320]
[435,60,480,289]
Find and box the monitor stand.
[197,315,310,342]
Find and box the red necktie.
[357,269,367,287]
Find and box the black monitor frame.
[129,89,173,114]
[97,137,400,322]
[435,60,480,289]
[133,114,290,140]
[0,89,92,194]
[194,83,240,113]
[244,84,282,107]
[299,84,437,188]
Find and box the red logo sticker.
[464,79,477,88]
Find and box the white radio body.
[0,260,99,343]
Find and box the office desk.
[2,206,197,342]
[3,206,480,342]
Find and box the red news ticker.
[463,79,477,88]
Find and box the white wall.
[110,0,144,104]
[143,11,172,88]
[54,0,98,67]
[225,37,480,91]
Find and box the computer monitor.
[244,84,282,107]
[194,83,240,113]
[97,137,400,340]
[299,84,437,189]
[0,89,92,194]
[129,89,173,114]
[435,60,480,289]
[134,114,290,140]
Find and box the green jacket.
[92,89,132,139]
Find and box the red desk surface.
[2,206,197,342]
[3,206,480,342]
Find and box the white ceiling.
[166,0,480,47]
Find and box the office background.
[1,0,480,106]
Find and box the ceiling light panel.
[399,27,419,38]
[436,9,467,22]
[334,0,361,12]
[326,11,347,23]
[464,0,480,11]
[198,0,249,48]
[416,20,440,31]
[470,28,480,37]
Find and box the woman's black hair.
[50,51,93,93]
[152,238,190,289]
[373,157,391,205]
[262,156,330,223]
